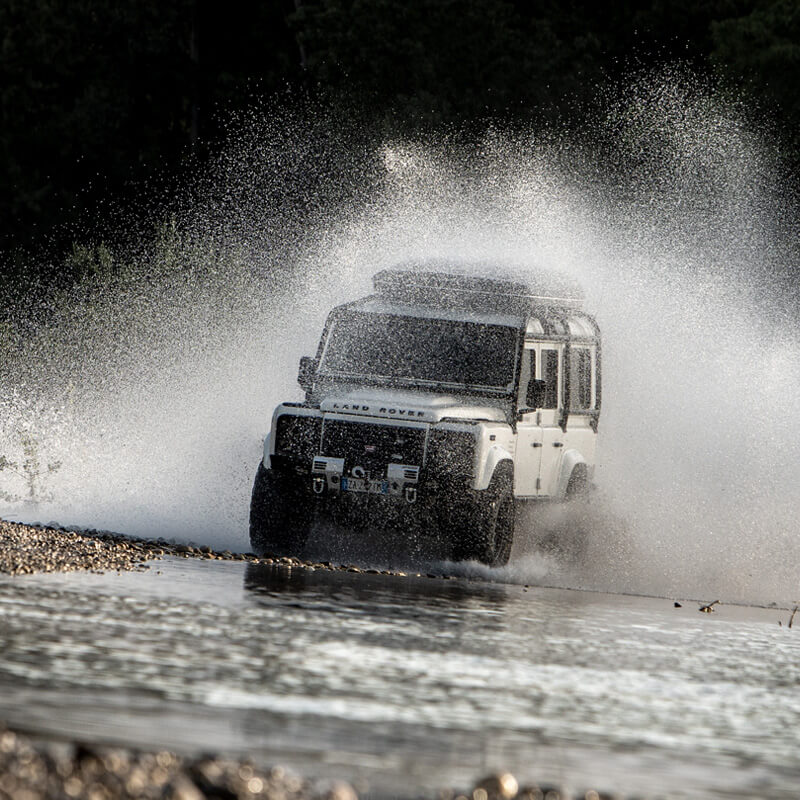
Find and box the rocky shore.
[0,723,357,800]
[0,722,615,800]
[0,519,163,575]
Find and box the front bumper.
[309,455,421,503]
[269,454,471,520]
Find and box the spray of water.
[1,71,798,603]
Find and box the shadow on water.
[243,560,512,616]
[302,513,453,569]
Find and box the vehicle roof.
[330,263,599,340]
[323,263,599,341]
[373,262,586,311]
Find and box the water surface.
[0,558,798,799]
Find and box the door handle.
[531,442,542,448]
[553,442,564,447]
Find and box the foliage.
[712,0,800,155]
[0,0,798,297]
[65,242,115,285]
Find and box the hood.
[319,387,507,423]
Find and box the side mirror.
[298,356,318,393]
[526,378,546,410]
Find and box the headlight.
[274,414,322,462]
[427,429,476,477]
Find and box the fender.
[476,446,514,491]
[555,449,586,499]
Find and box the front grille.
[321,420,426,475]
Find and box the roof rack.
[372,267,585,311]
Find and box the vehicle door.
[562,343,598,478]
[536,345,565,497]
[514,344,543,497]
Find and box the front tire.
[249,461,312,557]
[450,464,515,567]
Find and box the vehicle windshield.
[320,311,519,391]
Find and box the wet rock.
[475,772,519,799]
[516,787,562,800]
[324,780,359,800]
[167,775,205,800]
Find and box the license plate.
[341,477,389,495]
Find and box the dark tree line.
[0,0,798,285]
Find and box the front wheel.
[249,462,312,557]
[450,465,515,567]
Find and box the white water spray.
[1,72,798,604]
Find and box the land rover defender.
[250,266,601,565]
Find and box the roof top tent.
[371,265,598,341]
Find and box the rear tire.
[450,464,515,567]
[565,464,589,500]
[561,464,590,561]
[249,462,312,557]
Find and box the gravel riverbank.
[0,519,168,575]
[0,518,446,578]
[0,723,358,800]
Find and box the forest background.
[1,0,798,312]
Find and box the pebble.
[475,772,519,799]
[325,781,359,800]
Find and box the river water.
[0,557,798,799]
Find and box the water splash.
[1,71,798,604]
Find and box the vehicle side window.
[569,347,593,410]
[518,348,536,408]
[541,349,559,409]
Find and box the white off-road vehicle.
[250,266,601,565]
